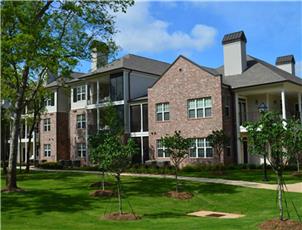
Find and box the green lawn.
[179,169,302,184]
[1,171,302,230]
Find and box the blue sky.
[75,1,302,77]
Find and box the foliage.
[38,162,63,170]
[161,131,191,192]
[284,118,302,172]
[245,112,299,220]
[207,130,229,163]
[1,0,133,191]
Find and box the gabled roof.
[222,31,247,45]
[276,55,295,65]
[217,55,302,89]
[150,55,220,88]
[79,54,170,79]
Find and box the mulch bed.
[90,181,113,188]
[259,219,302,230]
[103,212,141,221]
[292,172,302,177]
[90,190,114,197]
[166,191,193,200]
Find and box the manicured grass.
[179,169,302,184]
[1,171,302,230]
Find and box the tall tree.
[207,130,228,164]
[1,0,133,192]
[245,112,297,221]
[161,131,191,193]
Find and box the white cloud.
[114,2,217,53]
[295,60,302,77]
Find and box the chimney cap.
[275,55,295,65]
[222,31,247,45]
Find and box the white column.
[85,110,89,165]
[298,92,302,123]
[123,70,130,133]
[266,94,270,110]
[96,108,100,130]
[24,120,28,163]
[33,130,36,162]
[140,104,143,132]
[235,93,242,164]
[96,80,100,104]
[141,136,144,164]
[85,83,88,106]
[281,90,286,119]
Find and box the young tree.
[245,112,297,221]
[24,87,48,172]
[284,119,302,173]
[96,135,136,214]
[89,103,123,190]
[207,130,229,164]
[1,0,133,192]
[161,131,191,193]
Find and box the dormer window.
[73,85,86,102]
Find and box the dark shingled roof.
[276,55,295,65]
[79,54,170,79]
[46,72,84,88]
[222,31,247,45]
[217,55,302,89]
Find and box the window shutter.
[51,92,55,106]
[73,88,77,102]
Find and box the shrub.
[38,162,63,169]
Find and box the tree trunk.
[277,171,284,221]
[296,154,300,173]
[175,166,178,193]
[7,111,22,191]
[116,173,122,214]
[26,121,36,173]
[102,169,105,191]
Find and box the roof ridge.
[125,53,170,64]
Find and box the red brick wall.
[56,112,70,160]
[39,113,57,162]
[69,109,86,161]
[148,56,224,165]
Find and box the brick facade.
[69,109,87,163]
[148,56,225,165]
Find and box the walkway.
[31,168,302,193]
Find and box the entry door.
[243,138,248,164]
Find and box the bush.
[38,162,63,169]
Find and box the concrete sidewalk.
[31,168,302,193]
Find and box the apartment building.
[149,31,302,165]
[11,30,300,166]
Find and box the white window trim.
[43,118,51,131]
[76,85,86,101]
[77,143,86,158]
[188,97,212,119]
[156,103,169,121]
[76,114,86,129]
[44,144,51,157]
[189,138,213,158]
[156,140,168,158]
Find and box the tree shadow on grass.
[1,189,98,215]
[121,177,238,198]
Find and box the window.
[189,138,213,158]
[142,104,148,131]
[188,97,212,118]
[76,114,86,129]
[73,85,86,102]
[157,140,169,158]
[130,105,141,132]
[43,118,51,131]
[45,92,55,106]
[44,144,51,157]
[239,98,247,125]
[77,143,86,158]
[224,96,231,118]
[110,74,124,101]
[156,103,169,121]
